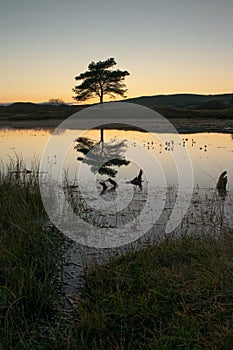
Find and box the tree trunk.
[99,92,104,142]
[99,86,104,103]
[100,128,104,143]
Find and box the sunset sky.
[1,0,233,104]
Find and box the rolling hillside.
[124,93,233,109]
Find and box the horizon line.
[1,91,233,106]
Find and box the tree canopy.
[73,58,130,103]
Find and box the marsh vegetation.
[1,155,233,349]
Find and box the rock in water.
[216,171,227,198]
[216,171,227,190]
[130,169,143,188]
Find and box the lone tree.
[73,58,130,104]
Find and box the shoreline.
[1,117,233,134]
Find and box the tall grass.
[1,155,233,349]
[0,156,66,349]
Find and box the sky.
[1,0,233,103]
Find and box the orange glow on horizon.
[1,87,233,105]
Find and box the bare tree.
[48,98,65,106]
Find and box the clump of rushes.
[0,159,66,349]
[70,232,233,350]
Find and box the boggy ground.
[1,163,233,349]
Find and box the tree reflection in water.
[74,136,130,177]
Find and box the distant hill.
[2,102,48,113]
[1,94,232,111]
[0,94,232,124]
[0,97,233,130]
[0,102,84,121]
[124,93,233,109]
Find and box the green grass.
[0,163,66,349]
[70,232,233,350]
[1,160,233,349]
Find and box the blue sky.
[1,0,233,102]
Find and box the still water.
[1,127,233,190]
[1,127,233,294]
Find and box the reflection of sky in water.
[0,128,233,189]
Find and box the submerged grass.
[1,156,233,349]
